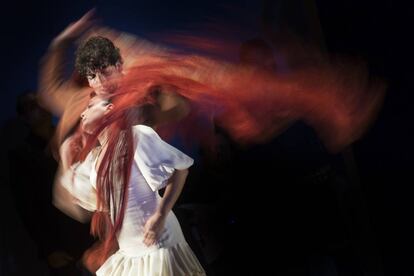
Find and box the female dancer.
[57,94,206,275]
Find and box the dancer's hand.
[51,9,96,48]
[143,212,166,246]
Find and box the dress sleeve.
[132,125,194,191]
[60,154,98,212]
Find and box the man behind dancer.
[38,11,189,158]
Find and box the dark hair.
[75,36,122,77]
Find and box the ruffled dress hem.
[96,242,206,276]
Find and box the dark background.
[1,0,413,275]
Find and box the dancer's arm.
[53,173,92,223]
[143,169,189,246]
[53,135,92,223]
[158,169,189,216]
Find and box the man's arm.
[38,40,79,116]
[38,10,94,116]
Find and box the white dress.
[61,125,206,276]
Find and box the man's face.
[80,96,112,134]
[86,64,123,95]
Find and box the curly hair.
[75,36,122,77]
